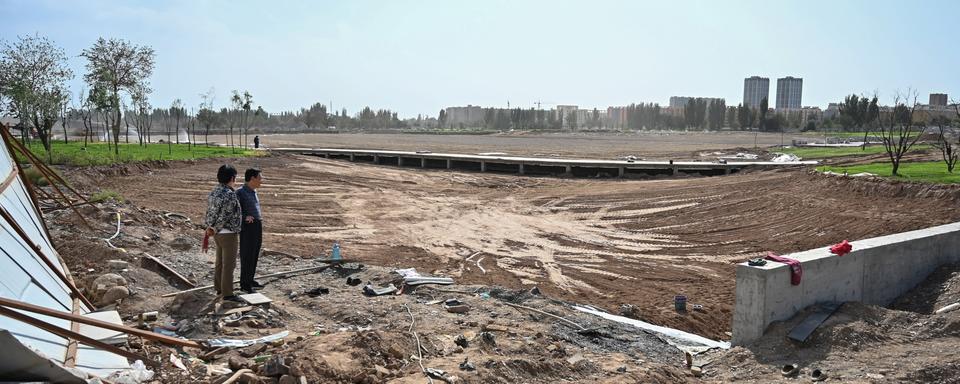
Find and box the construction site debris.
[364,283,398,296]
[206,331,290,348]
[239,293,273,306]
[936,302,960,314]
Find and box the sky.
[1,0,958,118]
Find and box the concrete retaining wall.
[732,221,960,346]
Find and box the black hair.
[217,164,237,184]
[244,168,261,182]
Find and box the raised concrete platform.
[274,147,818,178]
[733,221,960,345]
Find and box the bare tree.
[876,90,926,176]
[930,116,958,173]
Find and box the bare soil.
[71,152,960,342]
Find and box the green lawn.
[23,141,260,166]
[817,161,960,184]
[799,131,922,139]
[778,144,931,159]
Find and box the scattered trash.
[169,354,188,371]
[691,366,703,377]
[443,299,470,314]
[936,302,960,314]
[107,360,154,384]
[480,331,496,345]
[674,295,687,311]
[262,355,291,377]
[617,365,627,373]
[691,304,704,311]
[363,283,398,296]
[107,259,128,270]
[572,305,730,354]
[770,153,801,162]
[305,287,329,297]
[619,304,637,318]
[529,286,541,295]
[206,330,290,348]
[459,357,476,371]
[345,276,362,286]
[747,258,767,266]
[404,276,455,286]
[476,257,486,274]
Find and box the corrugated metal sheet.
[0,137,130,380]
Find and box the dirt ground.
[72,151,960,343]
[221,131,801,159]
[31,132,960,383]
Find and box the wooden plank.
[788,302,841,342]
[0,306,156,368]
[239,293,271,306]
[140,253,196,289]
[0,296,201,349]
[63,297,81,368]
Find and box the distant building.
[743,76,770,109]
[775,77,803,110]
[930,93,948,106]
[443,105,484,127]
[669,96,725,109]
[556,105,578,129]
[824,103,841,120]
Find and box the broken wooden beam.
[140,253,196,289]
[160,263,341,298]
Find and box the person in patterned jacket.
[204,165,243,302]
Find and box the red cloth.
[830,240,852,256]
[202,233,210,253]
[765,252,802,285]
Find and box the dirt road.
[86,153,960,340]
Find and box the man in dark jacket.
[237,168,264,294]
[204,165,243,302]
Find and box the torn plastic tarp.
[205,331,289,348]
[395,268,454,286]
[572,305,730,355]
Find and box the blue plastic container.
[331,242,341,260]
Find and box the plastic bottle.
[332,242,341,261]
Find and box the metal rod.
[0,295,201,349]
[0,305,157,367]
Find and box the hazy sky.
[2,0,958,117]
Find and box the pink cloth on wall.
[765,251,802,285]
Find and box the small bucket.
[674,295,687,311]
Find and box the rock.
[691,367,703,377]
[529,286,541,295]
[168,237,194,251]
[617,365,627,373]
[278,375,297,384]
[246,319,269,329]
[454,334,469,348]
[240,344,268,358]
[228,356,254,371]
[91,273,127,293]
[386,345,405,359]
[374,365,390,377]
[480,331,495,346]
[459,358,476,371]
[99,286,130,305]
[298,377,308,384]
[107,260,128,270]
[619,304,637,318]
[566,354,585,365]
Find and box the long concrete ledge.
[273,147,817,178]
[733,221,960,345]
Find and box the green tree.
[300,102,328,130]
[81,37,155,156]
[0,34,73,161]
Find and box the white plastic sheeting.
[572,305,731,355]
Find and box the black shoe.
[251,281,265,288]
[240,287,255,294]
[223,295,243,303]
